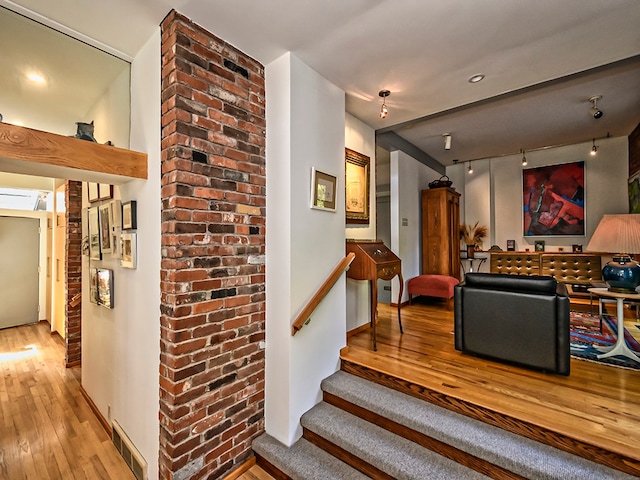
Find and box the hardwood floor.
[344,299,640,475]
[0,322,135,480]
[236,465,274,480]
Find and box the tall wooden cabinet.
[421,187,461,279]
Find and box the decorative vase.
[467,245,475,259]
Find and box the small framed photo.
[506,239,515,251]
[310,168,337,211]
[572,244,583,253]
[110,200,122,258]
[535,240,546,252]
[122,201,137,230]
[88,183,100,203]
[98,184,113,201]
[98,203,112,254]
[88,206,101,260]
[96,268,114,309]
[120,232,137,269]
[89,268,99,304]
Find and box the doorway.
[0,216,40,329]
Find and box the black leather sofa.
[454,273,570,375]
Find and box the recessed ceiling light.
[468,74,485,84]
[26,73,46,84]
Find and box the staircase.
[253,370,636,479]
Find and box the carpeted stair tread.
[302,401,489,479]
[253,433,369,480]
[322,371,636,480]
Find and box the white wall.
[345,114,376,331]
[447,136,629,253]
[85,67,131,149]
[265,52,346,446]
[81,29,161,479]
[390,151,441,303]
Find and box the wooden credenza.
[346,239,403,351]
[421,188,461,279]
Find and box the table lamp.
[586,214,640,293]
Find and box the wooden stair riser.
[341,360,640,477]
[323,391,526,480]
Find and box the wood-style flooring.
[0,322,134,480]
[344,299,640,475]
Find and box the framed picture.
[88,182,100,203]
[98,203,112,254]
[89,268,99,304]
[88,206,101,260]
[572,244,583,253]
[120,232,137,269]
[122,201,137,230]
[345,148,370,224]
[310,168,337,211]
[522,161,585,236]
[96,268,114,308]
[98,184,113,201]
[535,240,546,252]
[506,240,515,251]
[110,200,121,258]
[629,172,640,214]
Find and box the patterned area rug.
[570,311,640,370]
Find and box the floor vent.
[112,420,148,480]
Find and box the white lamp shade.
[586,214,640,254]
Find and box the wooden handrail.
[291,252,356,336]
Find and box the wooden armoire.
[421,187,461,279]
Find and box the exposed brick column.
[65,180,83,367]
[160,11,266,479]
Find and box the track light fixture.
[379,90,390,119]
[521,149,527,166]
[589,95,603,119]
[443,133,452,150]
[591,138,599,156]
[467,162,473,174]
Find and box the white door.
[0,216,40,329]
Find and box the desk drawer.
[377,263,400,279]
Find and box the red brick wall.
[629,122,640,178]
[159,11,266,479]
[65,180,83,366]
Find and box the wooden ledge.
[0,122,147,183]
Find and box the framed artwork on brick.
[122,201,137,230]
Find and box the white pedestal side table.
[588,288,640,364]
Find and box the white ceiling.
[2,0,640,166]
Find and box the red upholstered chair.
[408,274,460,308]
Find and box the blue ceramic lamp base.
[603,255,640,293]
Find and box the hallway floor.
[0,322,134,479]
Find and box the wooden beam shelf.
[0,122,147,184]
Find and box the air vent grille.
[112,420,148,480]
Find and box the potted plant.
[460,222,488,258]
